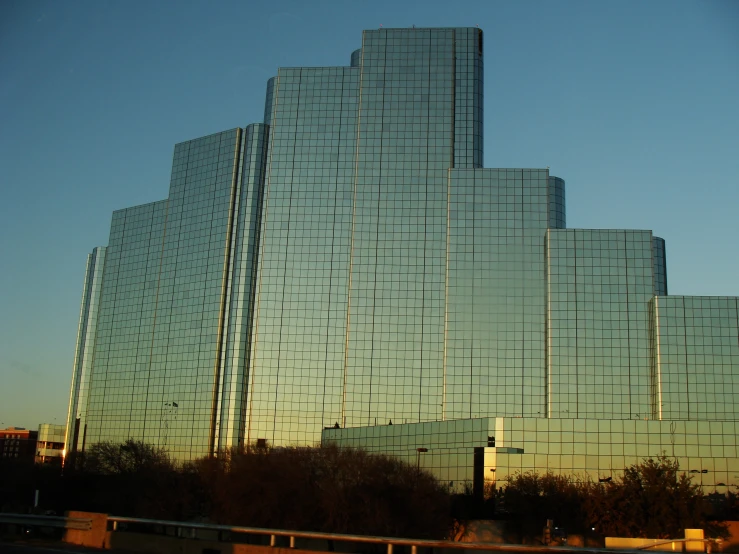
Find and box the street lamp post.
[416,447,428,472]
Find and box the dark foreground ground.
[0,540,138,554]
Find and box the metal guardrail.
[635,538,722,553]
[0,513,93,530]
[1,513,717,554]
[108,515,614,554]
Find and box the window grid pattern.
[65,246,106,453]
[324,418,487,492]
[86,130,242,461]
[653,296,739,421]
[497,418,739,488]
[148,130,240,459]
[74,28,739,483]
[453,28,483,169]
[249,67,359,445]
[546,229,655,420]
[446,169,551,421]
[86,201,168,450]
[263,77,276,125]
[350,48,362,68]
[218,124,270,449]
[653,237,668,296]
[325,417,739,491]
[547,176,566,229]
[344,28,460,430]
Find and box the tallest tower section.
[248,28,484,444]
[358,28,483,169]
[357,28,482,170]
[344,28,483,430]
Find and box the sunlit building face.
[68,28,738,490]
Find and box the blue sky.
[1,0,737,430]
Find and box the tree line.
[495,457,734,542]
[2,441,451,538]
[1,442,735,542]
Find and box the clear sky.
[1,0,737,431]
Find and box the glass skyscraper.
[68,28,738,489]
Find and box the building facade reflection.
[323,418,739,491]
[67,28,738,488]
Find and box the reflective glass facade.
[324,417,739,491]
[652,296,739,421]
[65,246,106,453]
[249,65,358,444]
[68,27,738,472]
[219,124,269,449]
[80,129,253,460]
[85,200,170,451]
[445,170,562,421]
[652,237,668,296]
[343,29,462,431]
[546,230,656,420]
[249,28,488,444]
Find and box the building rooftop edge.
[112,198,167,216]
[173,127,241,148]
[654,295,739,300]
[364,26,482,31]
[549,228,655,233]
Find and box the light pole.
[416,447,428,472]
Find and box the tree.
[496,471,590,541]
[585,456,715,539]
[195,444,452,538]
[497,457,724,542]
[83,439,173,475]
[69,439,196,519]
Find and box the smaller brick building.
[0,427,38,463]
